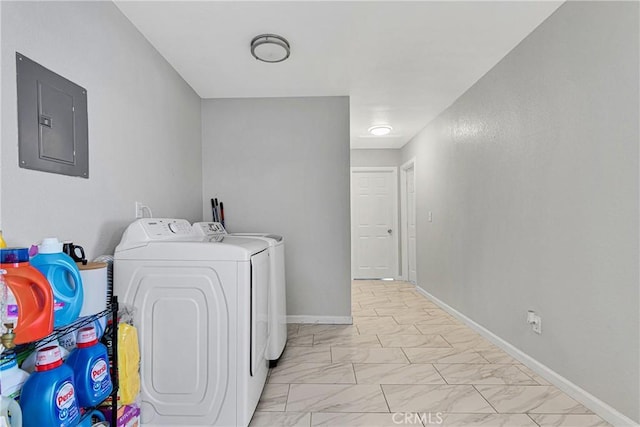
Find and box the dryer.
[194,222,287,364]
[114,218,270,426]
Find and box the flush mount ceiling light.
[368,125,393,136]
[251,34,290,63]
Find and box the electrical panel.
[16,52,89,178]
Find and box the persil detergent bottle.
[0,248,54,344]
[31,238,84,327]
[65,326,112,407]
[20,345,80,427]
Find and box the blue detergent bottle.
[31,238,84,327]
[20,345,80,427]
[65,325,113,408]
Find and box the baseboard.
[287,315,353,325]
[414,285,638,427]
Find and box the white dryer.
[114,218,270,426]
[194,222,287,364]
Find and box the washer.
[194,222,287,365]
[114,218,270,426]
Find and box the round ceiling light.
[251,34,290,63]
[368,125,393,136]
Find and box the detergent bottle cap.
[0,247,29,264]
[76,326,98,347]
[38,238,64,254]
[35,345,63,371]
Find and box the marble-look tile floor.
[250,280,610,427]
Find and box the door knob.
[387,229,393,234]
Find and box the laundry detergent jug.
[0,396,22,427]
[20,345,80,427]
[0,248,54,344]
[31,239,84,327]
[65,326,112,408]
[0,353,29,401]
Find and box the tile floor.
[250,280,610,427]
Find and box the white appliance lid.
[114,239,267,261]
[193,223,283,244]
[115,218,269,261]
[232,232,283,242]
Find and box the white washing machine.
[194,222,287,364]
[114,218,270,426]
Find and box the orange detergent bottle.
[1,248,54,344]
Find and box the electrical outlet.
[135,201,144,219]
[532,315,542,334]
[527,310,542,334]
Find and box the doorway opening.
[350,167,399,280]
[400,158,417,284]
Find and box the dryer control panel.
[193,222,228,238]
[116,218,196,252]
[144,219,192,237]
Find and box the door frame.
[350,166,399,279]
[400,158,416,283]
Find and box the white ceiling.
[115,1,563,149]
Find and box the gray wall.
[350,149,401,168]
[1,1,203,256]
[401,2,639,422]
[202,97,351,318]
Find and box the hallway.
[250,280,610,427]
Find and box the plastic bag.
[117,322,140,405]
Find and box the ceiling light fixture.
[368,125,393,136]
[251,34,290,63]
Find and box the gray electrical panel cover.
[16,52,89,178]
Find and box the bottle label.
[8,389,21,401]
[54,300,66,311]
[6,304,18,318]
[5,287,18,326]
[90,357,111,396]
[55,380,79,426]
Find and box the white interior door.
[351,168,398,279]
[407,166,417,283]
